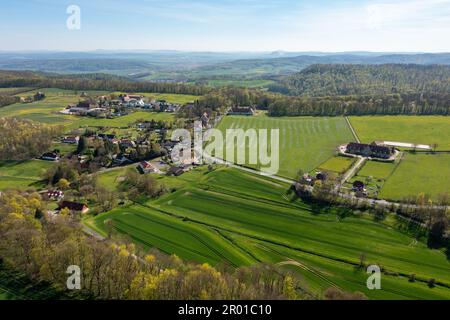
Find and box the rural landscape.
[0,0,449,307]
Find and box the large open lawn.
[216,116,355,178]
[86,167,450,299]
[349,116,450,150]
[0,160,53,190]
[379,153,450,201]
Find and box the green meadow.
[87,167,450,299]
[349,116,450,150]
[0,160,53,190]
[316,156,356,174]
[216,116,355,178]
[356,160,397,180]
[379,153,450,201]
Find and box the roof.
[139,161,155,169]
[229,106,254,113]
[346,142,393,154]
[167,166,184,175]
[42,152,59,158]
[59,201,88,212]
[353,180,365,187]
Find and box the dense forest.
[270,64,450,96]
[0,70,209,96]
[0,118,63,160]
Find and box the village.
[60,92,181,118]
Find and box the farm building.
[167,166,185,176]
[58,201,89,214]
[41,152,60,161]
[138,161,160,174]
[227,106,255,116]
[62,136,79,144]
[119,139,136,149]
[352,180,365,192]
[345,142,394,159]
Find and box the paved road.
[342,156,365,183]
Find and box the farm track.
[345,116,361,143]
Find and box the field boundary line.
[345,116,361,143]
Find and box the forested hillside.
[271,64,450,96]
[0,70,209,96]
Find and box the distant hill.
[0,52,449,81]
[269,64,450,96]
[183,53,450,81]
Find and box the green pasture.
[379,153,450,201]
[316,156,356,174]
[0,160,53,190]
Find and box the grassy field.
[316,156,356,174]
[356,160,397,180]
[216,116,355,178]
[86,167,450,299]
[379,153,450,201]
[0,160,53,190]
[349,116,450,150]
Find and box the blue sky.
[0,0,449,52]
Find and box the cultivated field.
[86,167,450,299]
[349,116,450,150]
[216,116,355,178]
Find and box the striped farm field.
[215,116,355,178]
[86,167,450,299]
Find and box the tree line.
[0,70,209,96]
[265,93,450,116]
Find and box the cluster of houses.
[300,171,329,186]
[19,91,46,103]
[63,93,181,118]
